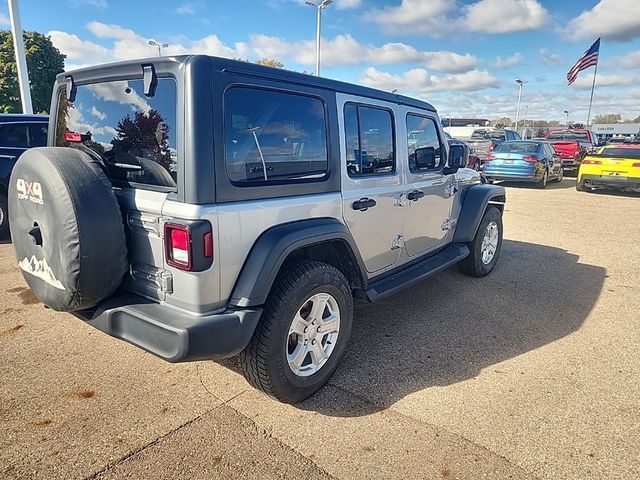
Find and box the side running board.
[365,243,470,303]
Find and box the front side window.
[344,104,395,177]
[0,124,28,148]
[55,78,178,190]
[406,114,443,172]
[224,87,328,184]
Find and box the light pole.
[305,0,332,76]
[514,78,526,134]
[148,40,169,57]
[564,110,569,128]
[8,0,32,114]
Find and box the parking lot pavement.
[1,179,639,480]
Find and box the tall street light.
[8,0,32,114]
[305,0,332,76]
[514,78,527,134]
[564,110,569,128]
[148,40,169,57]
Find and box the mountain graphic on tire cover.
[18,255,65,290]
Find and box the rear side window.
[28,123,48,147]
[344,104,395,177]
[406,114,443,172]
[224,87,328,184]
[55,78,178,190]
[1,124,28,147]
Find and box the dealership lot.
[1,180,639,480]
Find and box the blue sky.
[2,0,640,123]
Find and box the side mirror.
[444,144,467,175]
[413,146,436,170]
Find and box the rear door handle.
[407,190,425,201]
[352,197,377,211]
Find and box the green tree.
[0,30,65,114]
[115,109,172,171]
[255,58,284,69]
[490,117,512,128]
[592,113,622,124]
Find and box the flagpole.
[586,60,598,127]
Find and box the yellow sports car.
[577,142,640,192]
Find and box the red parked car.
[545,129,598,173]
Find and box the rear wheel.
[239,261,353,403]
[458,207,503,278]
[0,194,8,239]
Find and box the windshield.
[471,130,505,140]
[547,131,589,142]
[596,147,640,159]
[55,78,178,190]
[495,142,540,154]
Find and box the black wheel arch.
[228,218,367,308]
[453,184,506,244]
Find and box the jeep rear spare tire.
[8,147,128,311]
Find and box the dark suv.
[0,114,49,236]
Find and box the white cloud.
[0,12,9,25]
[176,2,201,15]
[422,51,477,73]
[539,48,563,66]
[360,67,500,95]
[571,73,635,89]
[366,0,548,37]
[336,0,362,10]
[366,0,456,37]
[617,50,640,69]
[495,53,524,69]
[47,30,111,63]
[464,0,549,33]
[564,0,640,42]
[90,105,106,120]
[87,81,151,112]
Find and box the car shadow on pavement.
[498,179,576,190]
[295,240,606,416]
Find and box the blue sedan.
[482,140,563,188]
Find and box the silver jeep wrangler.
[9,56,505,403]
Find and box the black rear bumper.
[73,294,262,362]
[580,174,640,190]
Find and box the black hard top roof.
[0,113,49,123]
[61,54,437,113]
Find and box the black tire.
[0,194,8,239]
[536,169,548,189]
[555,167,564,182]
[458,207,503,278]
[239,261,353,404]
[8,147,128,311]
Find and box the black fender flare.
[228,218,367,308]
[453,184,506,243]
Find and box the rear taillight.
[632,162,640,168]
[166,223,191,270]
[523,156,539,163]
[164,221,214,272]
[581,159,602,165]
[485,154,496,161]
[489,143,495,151]
[64,132,91,143]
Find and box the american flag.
[567,38,600,85]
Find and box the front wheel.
[458,207,503,277]
[239,261,353,403]
[536,169,548,189]
[555,167,564,182]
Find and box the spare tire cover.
[8,147,128,311]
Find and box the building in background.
[591,123,640,140]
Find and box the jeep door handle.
[407,190,425,201]
[352,197,377,211]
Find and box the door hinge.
[391,235,404,250]
[394,193,408,207]
[441,218,458,231]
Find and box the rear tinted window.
[547,131,589,142]
[344,104,395,176]
[55,78,177,190]
[224,87,328,184]
[471,130,506,141]
[495,142,541,154]
[28,123,48,147]
[598,147,640,159]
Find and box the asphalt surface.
[1,179,639,479]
